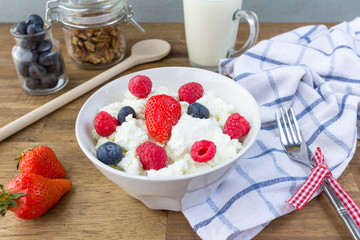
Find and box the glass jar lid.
[46,0,144,31]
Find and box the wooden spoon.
[0,39,171,141]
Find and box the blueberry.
[17,22,28,35]
[27,23,44,34]
[37,40,52,52]
[96,142,123,165]
[25,77,42,90]
[117,106,136,124]
[26,24,36,34]
[46,57,64,76]
[39,51,60,66]
[25,14,44,28]
[20,37,38,50]
[187,102,210,119]
[41,73,58,88]
[17,61,30,77]
[31,51,39,62]
[29,62,47,79]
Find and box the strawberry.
[145,94,181,144]
[0,173,72,220]
[16,146,66,179]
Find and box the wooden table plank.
[0,21,358,240]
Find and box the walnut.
[67,22,125,66]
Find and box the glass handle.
[227,10,259,58]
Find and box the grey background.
[0,0,359,23]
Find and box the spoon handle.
[0,55,139,142]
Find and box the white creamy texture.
[93,87,244,176]
[164,114,243,174]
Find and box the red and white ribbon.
[287,147,360,228]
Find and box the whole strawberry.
[0,173,72,220]
[17,146,66,179]
[145,94,181,143]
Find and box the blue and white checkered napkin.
[182,18,360,240]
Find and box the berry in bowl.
[75,67,260,211]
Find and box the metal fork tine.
[275,108,289,146]
[289,107,302,145]
[284,107,299,145]
[280,107,294,145]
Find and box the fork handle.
[323,180,360,240]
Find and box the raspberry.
[223,113,250,139]
[128,75,152,98]
[94,111,119,137]
[178,82,204,104]
[136,141,168,170]
[190,140,217,162]
[145,94,181,143]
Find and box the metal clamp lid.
[45,0,144,32]
[125,4,145,33]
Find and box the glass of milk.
[183,0,259,71]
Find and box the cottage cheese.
[92,87,244,176]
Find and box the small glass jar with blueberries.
[10,14,68,95]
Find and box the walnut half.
[69,23,124,66]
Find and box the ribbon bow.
[287,147,360,228]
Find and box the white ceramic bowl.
[75,67,260,211]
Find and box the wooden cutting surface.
[0,22,358,240]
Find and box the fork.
[275,107,360,240]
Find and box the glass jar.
[46,0,144,69]
[10,21,69,95]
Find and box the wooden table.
[0,22,358,240]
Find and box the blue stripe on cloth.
[236,165,280,218]
[243,52,287,66]
[319,74,360,83]
[260,41,273,70]
[267,70,280,101]
[307,45,360,57]
[296,97,323,120]
[219,57,236,69]
[206,198,240,232]
[295,45,307,65]
[193,176,307,232]
[233,64,296,82]
[233,72,255,82]
[261,123,277,131]
[299,25,319,43]
[326,34,336,76]
[247,147,283,159]
[262,95,293,107]
[255,141,290,177]
[297,94,352,153]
